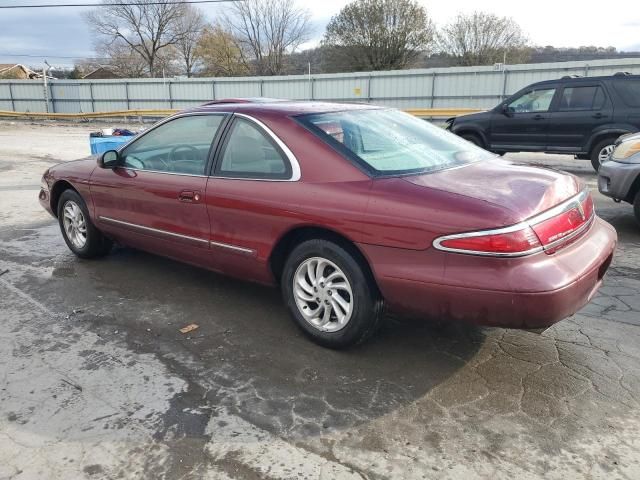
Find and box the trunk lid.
[403,157,581,222]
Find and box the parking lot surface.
[1,120,640,479]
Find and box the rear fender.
[586,126,636,153]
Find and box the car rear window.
[558,86,606,111]
[613,79,640,107]
[297,109,494,176]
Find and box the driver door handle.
[592,113,608,119]
[179,190,201,203]
[533,114,545,120]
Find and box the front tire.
[634,190,640,228]
[590,139,616,171]
[460,133,483,148]
[57,189,112,259]
[281,239,382,349]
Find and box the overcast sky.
[0,0,639,68]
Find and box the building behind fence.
[1,58,639,115]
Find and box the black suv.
[446,73,640,171]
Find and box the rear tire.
[634,191,640,228]
[57,189,112,259]
[281,239,382,349]
[590,139,616,171]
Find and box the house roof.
[0,64,40,79]
[81,66,121,79]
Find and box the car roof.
[185,99,380,117]
[529,73,640,88]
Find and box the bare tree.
[195,24,249,77]
[322,0,435,71]
[223,0,312,75]
[437,12,530,66]
[92,38,148,77]
[85,0,189,77]
[175,4,207,77]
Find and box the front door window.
[121,115,224,175]
[508,88,556,113]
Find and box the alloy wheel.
[598,144,615,165]
[293,257,354,332]
[62,200,87,249]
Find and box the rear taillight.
[530,191,594,251]
[433,190,594,257]
[434,225,542,257]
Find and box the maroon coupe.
[39,101,617,348]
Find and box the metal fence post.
[310,77,315,100]
[501,69,509,101]
[168,81,173,109]
[260,79,264,97]
[49,81,56,113]
[42,71,49,113]
[430,73,437,108]
[211,80,216,100]
[125,81,130,110]
[8,82,15,111]
[89,82,95,112]
[367,75,373,103]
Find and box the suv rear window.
[613,79,640,107]
[559,86,606,111]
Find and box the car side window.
[558,86,606,111]
[216,118,291,179]
[508,88,556,113]
[121,115,224,175]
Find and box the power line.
[0,53,102,59]
[0,0,242,8]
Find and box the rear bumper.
[359,217,617,329]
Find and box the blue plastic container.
[89,135,133,155]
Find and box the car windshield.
[298,108,494,175]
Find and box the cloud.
[0,7,93,67]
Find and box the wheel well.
[49,180,78,217]
[626,174,640,204]
[269,226,380,293]
[455,130,484,147]
[588,134,622,155]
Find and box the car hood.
[617,131,640,144]
[451,110,492,124]
[403,157,581,223]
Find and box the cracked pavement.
[1,121,640,479]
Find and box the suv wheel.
[634,191,640,228]
[57,189,112,258]
[590,139,616,171]
[460,133,483,148]
[281,239,382,349]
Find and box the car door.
[204,114,297,283]
[490,86,558,151]
[545,83,613,152]
[91,113,227,261]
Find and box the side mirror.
[501,104,513,117]
[98,150,120,168]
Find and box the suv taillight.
[433,190,594,257]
